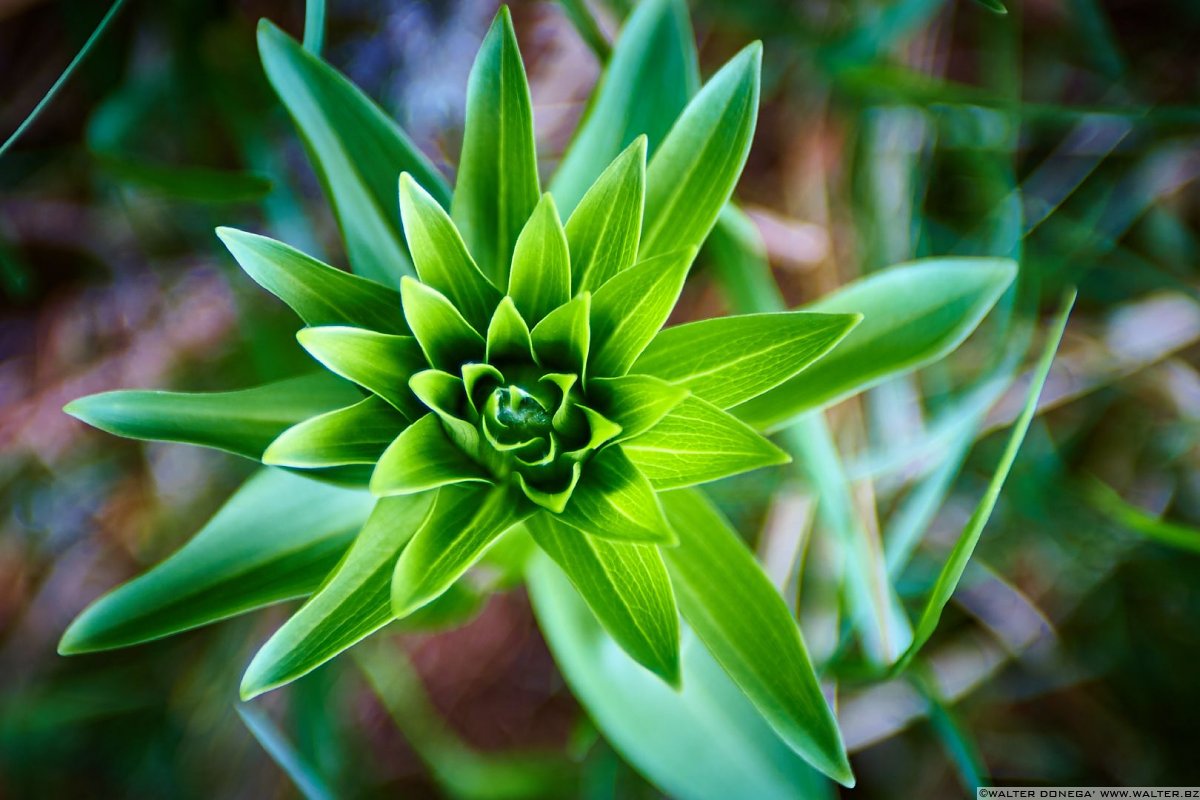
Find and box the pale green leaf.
[399,172,501,332]
[297,326,428,420]
[733,258,1018,432]
[400,276,485,371]
[392,484,532,617]
[640,42,761,259]
[586,374,688,441]
[527,553,834,800]
[529,513,680,685]
[451,7,540,284]
[623,395,789,489]
[564,137,646,292]
[558,446,674,544]
[264,395,407,468]
[508,193,570,325]
[408,369,481,458]
[240,492,437,699]
[659,489,854,786]
[633,311,861,409]
[217,228,406,334]
[530,293,591,376]
[486,296,534,364]
[588,248,695,378]
[371,414,491,496]
[59,469,373,654]
[258,20,449,285]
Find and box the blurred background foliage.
[2,0,1199,796]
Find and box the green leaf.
[588,248,695,378]
[564,137,646,292]
[451,7,540,284]
[632,311,861,409]
[399,172,502,332]
[549,0,700,213]
[59,469,373,654]
[392,484,532,618]
[65,373,360,461]
[1087,478,1200,555]
[527,553,835,800]
[400,277,485,371]
[530,293,591,376]
[732,258,1018,432]
[894,290,1075,673]
[371,414,492,496]
[258,20,449,285]
[640,42,761,260]
[554,0,610,61]
[508,193,571,325]
[297,326,428,420]
[486,296,534,364]
[240,491,437,699]
[659,489,854,786]
[217,228,407,334]
[264,395,407,468]
[408,370,481,457]
[623,395,789,489]
[558,446,674,544]
[587,374,688,441]
[529,514,680,685]
[237,705,335,800]
[94,154,272,203]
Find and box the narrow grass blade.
[237,705,335,800]
[1086,478,1200,555]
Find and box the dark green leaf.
[587,374,688,440]
[371,414,492,496]
[559,446,674,544]
[623,395,789,489]
[564,137,646,292]
[297,326,428,419]
[659,489,854,786]
[588,248,695,378]
[400,277,485,371]
[264,395,407,468]
[408,369,481,457]
[451,7,540,284]
[529,513,680,684]
[218,228,407,333]
[95,153,272,203]
[508,193,571,324]
[59,470,372,653]
[240,491,437,699]
[531,293,591,376]
[632,311,861,409]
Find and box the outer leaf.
[240,492,437,699]
[399,172,501,332]
[659,489,854,786]
[894,291,1075,673]
[392,483,532,617]
[527,554,834,800]
[65,373,359,461]
[623,395,790,489]
[530,293,591,377]
[564,137,646,292]
[59,469,373,653]
[217,228,406,333]
[529,514,680,685]
[640,42,761,260]
[400,277,485,371]
[549,0,700,212]
[258,21,449,285]
[297,326,428,419]
[587,375,688,441]
[588,248,695,378]
[451,7,540,283]
[558,446,674,544]
[632,311,861,409]
[264,395,407,468]
[733,258,1018,432]
[508,193,571,324]
[371,414,491,496]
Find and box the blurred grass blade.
[972,0,1008,14]
[733,258,1018,432]
[555,0,611,62]
[912,675,989,792]
[896,290,1076,673]
[1086,479,1200,554]
[303,0,326,55]
[550,0,700,212]
[659,489,854,786]
[59,470,373,654]
[528,552,835,800]
[240,492,437,699]
[0,0,129,158]
[258,20,449,285]
[65,373,360,461]
[94,153,272,203]
[237,705,335,800]
[529,514,680,685]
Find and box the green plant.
[54,3,1067,794]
